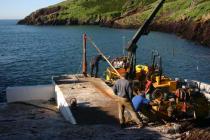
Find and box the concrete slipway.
[1,74,210,139]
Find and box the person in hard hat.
[90,55,103,78]
[113,72,143,128]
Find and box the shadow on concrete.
[0,103,166,140]
[70,102,166,139]
[71,102,119,125]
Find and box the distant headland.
[17,0,210,47]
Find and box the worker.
[113,72,143,128]
[132,92,151,112]
[90,55,103,77]
[132,91,157,111]
[145,75,155,100]
[132,92,158,123]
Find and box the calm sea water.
[0,20,210,101]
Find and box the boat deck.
[53,74,119,125]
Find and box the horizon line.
[0,19,21,20]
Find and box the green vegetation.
[111,0,210,25]
[18,0,210,46]
[44,0,210,24]
[162,0,210,21]
[22,0,210,25]
[54,0,127,21]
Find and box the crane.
[126,0,165,79]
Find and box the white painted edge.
[52,76,77,124]
[193,80,210,92]
[6,85,55,103]
[193,80,210,101]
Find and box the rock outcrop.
[18,7,111,26]
[151,20,210,47]
[110,18,210,47]
[18,6,64,25]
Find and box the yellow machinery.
[103,0,209,120]
[104,55,209,120]
[79,0,209,122]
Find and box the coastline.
[17,19,210,48]
[16,0,210,48]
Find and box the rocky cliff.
[18,0,210,47]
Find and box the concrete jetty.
[2,74,210,139]
[53,74,119,125]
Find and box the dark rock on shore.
[18,13,210,47]
[17,6,65,25]
[150,20,210,47]
[104,18,210,47]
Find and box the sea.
[0,20,210,102]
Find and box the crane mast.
[126,0,165,78]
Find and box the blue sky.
[0,0,64,19]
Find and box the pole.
[82,33,87,77]
[122,36,125,56]
[87,37,122,78]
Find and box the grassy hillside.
[18,0,210,46]
[19,0,210,25]
[114,0,210,26]
[53,0,160,20]
[53,0,210,22]
[55,0,127,21]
